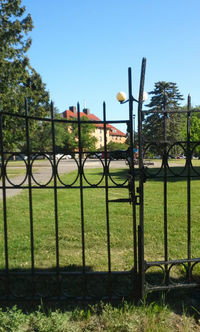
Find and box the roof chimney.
[83,108,90,115]
[69,106,76,114]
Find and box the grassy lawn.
[1,166,200,271]
[0,299,200,331]
[0,164,200,330]
[0,159,43,179]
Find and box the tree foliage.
[27,115,97,153]
[143,81,184,143]
[180,106,200,156]
[0,0,50,150]
[0,0,98,153]
[105,141,129,151]
[70,116,97,151]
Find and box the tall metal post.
[137,57,146,300]
[187,94,191,282]
[128,68,138,300]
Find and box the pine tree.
[143,81,184,143]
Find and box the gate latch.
[128,176,141,205]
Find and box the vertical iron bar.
[77,102,86,298]
[0,103,9,298]
[138,57,146,300]
[128,68,138,299]
[51,101,60,298]
[103,101,112,298]
[187,95,191,282]
[163,111,168,283]
[25,98,35,296]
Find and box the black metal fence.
[0,59,200,303]
[0,97,140,302]
[139,97,200,297]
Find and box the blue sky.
[22,0,200,131]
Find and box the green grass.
[0,299,199,332]
[1,166,200,271]
[1,165,200,330]
[1,159,43,179]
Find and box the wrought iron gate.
[0,78,143,303]
[0,58,200,303]
[137,75,200,298]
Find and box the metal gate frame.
[0,58,200,303]
[137,64,200,297]
[0,66,144,302]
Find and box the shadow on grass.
[0,267,200,319]
[142,166,200,182]
[91,166,200,184]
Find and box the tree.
[180,106,200,157]
[143,81,184,143]
[0,0,50,151]
[105,141,129,151]
[23,108,70,153]
[70,116,97,151]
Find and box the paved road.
[0,158,182,199]
[0,159,130,199]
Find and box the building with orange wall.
[62,106,126,149]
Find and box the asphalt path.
[0,159,131,199]
[0,158,183,200]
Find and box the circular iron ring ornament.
[0,276,6,298]
[166,143,187,177]
[30,154,53,186]
[108,158,129,186]
[168,263,187,285]
[61,274,83,298]
[82,153,105,187]
[56,154,79,187]
[9,275,33,298]
[35,275,58,298]
[143,143,163,178]
[191,143,200,176]
[145,264,165,287]
[191,262,200,283]
[5,153,28,187]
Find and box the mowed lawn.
[0,164,200,331]
[0,164,200,277]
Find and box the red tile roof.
[109,124,126,137]
[62,110,126,137]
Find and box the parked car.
[109,150,127,160]
[46,154,72,160]
[15,154,28,161]
[55,154,72,160]
[177,155,185,159]
[90,153,102,159]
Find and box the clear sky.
[22,0,200,131]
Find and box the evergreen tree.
[0,0,50,150]
[143,81,184,143]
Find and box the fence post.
[137,57,146,300]
[25,98,35,297]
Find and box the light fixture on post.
[116,90,148,104]
[116,58,147,300]
[116,73,148,147]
